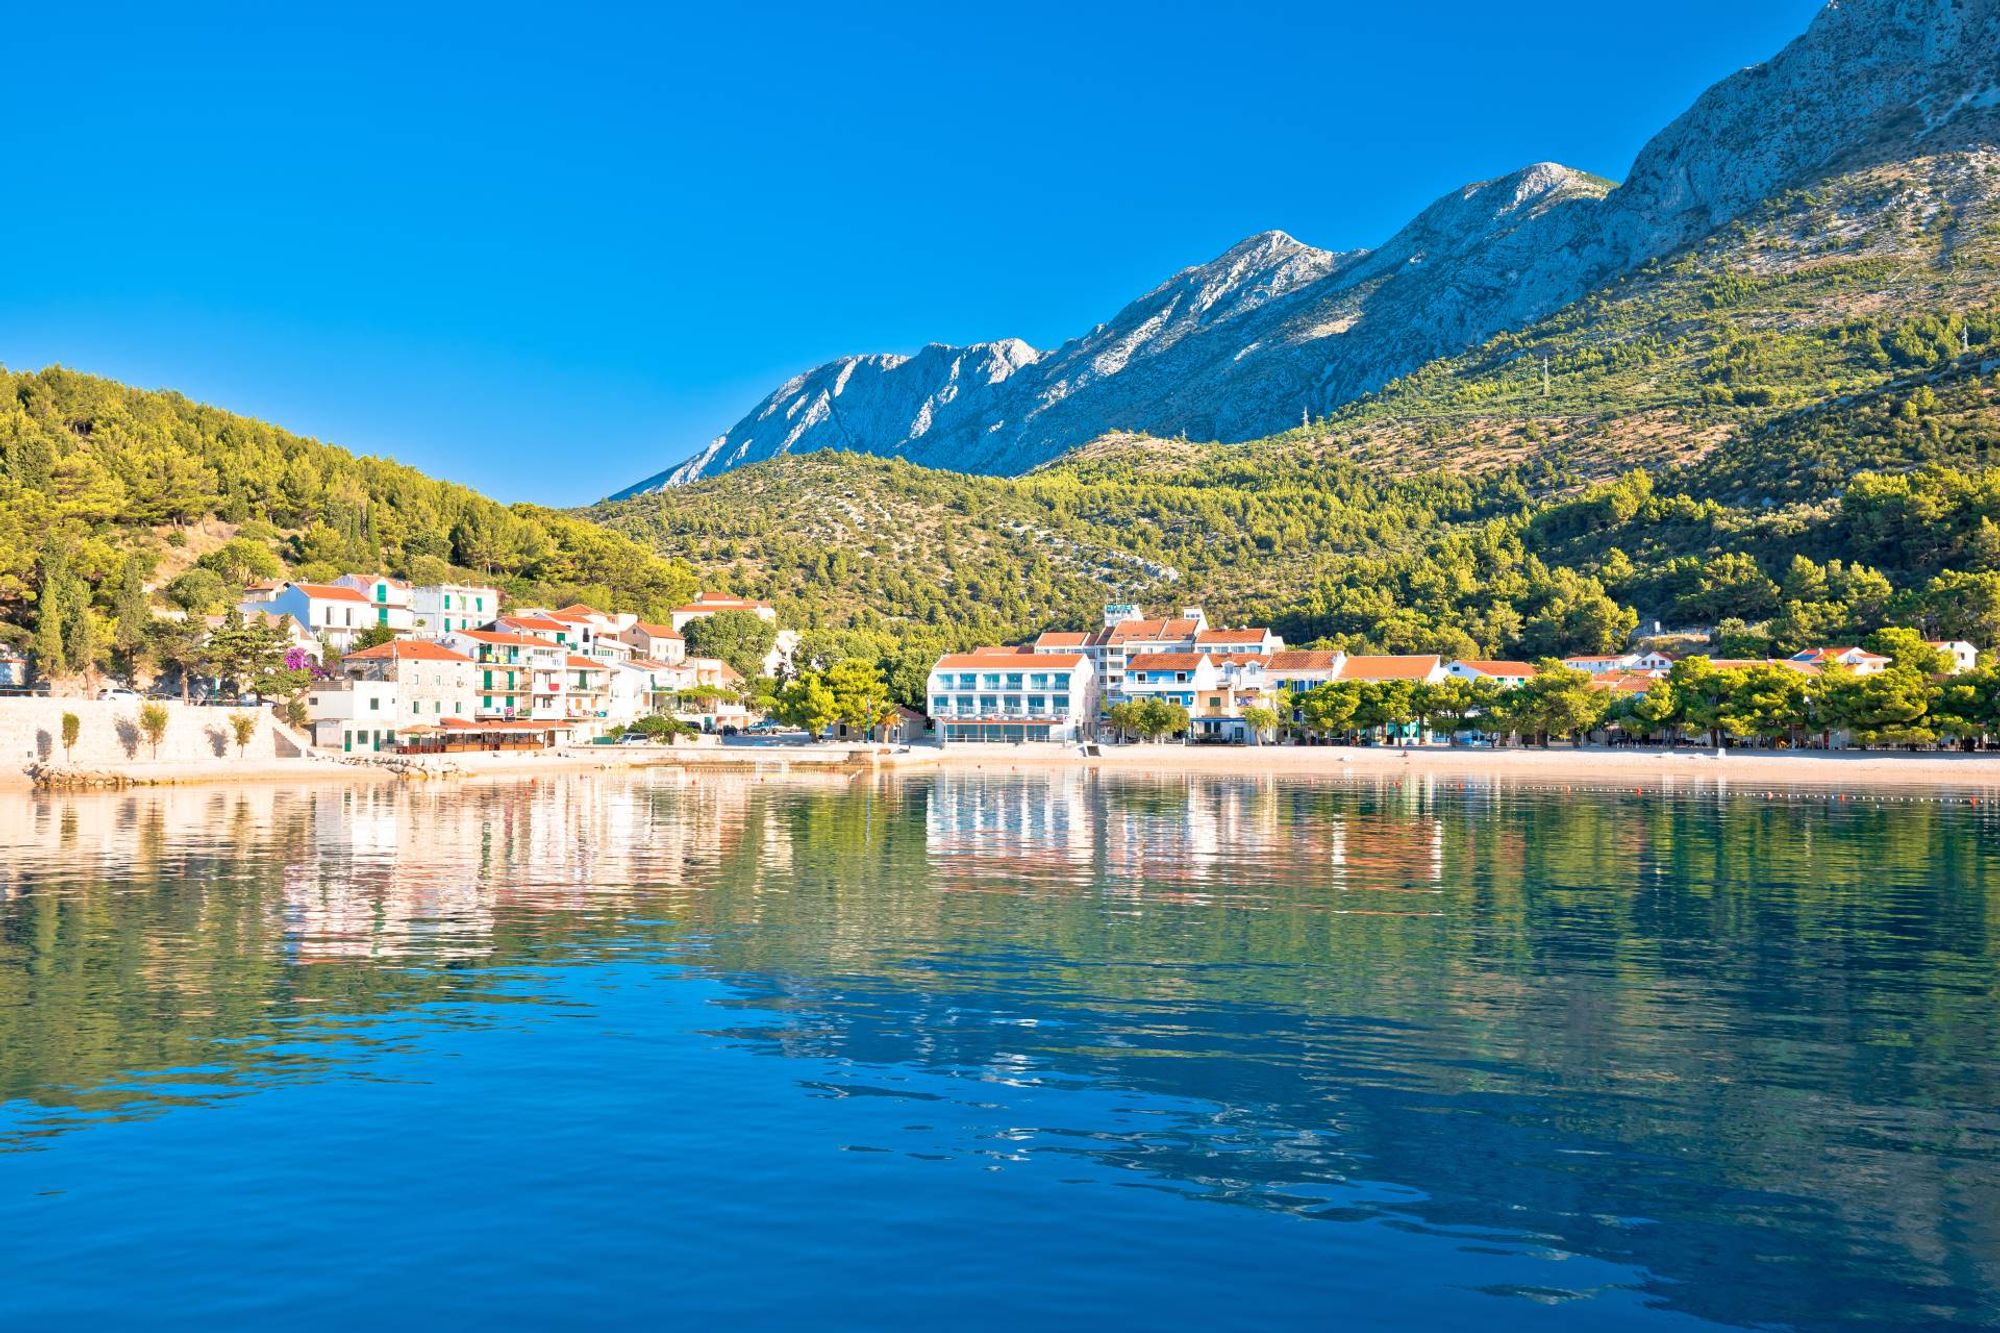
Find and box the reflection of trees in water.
[0,773,1996,1326]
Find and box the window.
[1029,674,1049,690]
[412,702,420,715]
[979,695,999,713]
[1026,695,1047,713]
[1004,673,1023,689]
[1054,695,1070,712]
[368,696,380,711]
[933,696,950,714]
[981,674,1001,690]
[956,695,974,712]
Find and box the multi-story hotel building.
[926,647,1096,744]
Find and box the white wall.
[0,698,305,769]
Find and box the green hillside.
[0,366,699,664]
[5,154,1999,681]
[590,153,2000,662]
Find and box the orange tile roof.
[454,629,547,646]
[556,602,606,616]
[1211,653,1267,667]
[1129,652,1209,671]
[344,641,474,664]
[292,582,372,604]
[1195,628,1272,645]
[498,615,569,632]
[565,654,606,670]
[1266,650,1342,671]
[678,594,772,613]
[937,650,1086,669]
[629,621,683,639]
[1108,617,1204,645]
[1454,660,1537,676]
[1034,631,1094,649]
[439,717,572,732]
[1336,655,1441,681]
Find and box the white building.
[1562,651,1674,675]
[670,593,799,677]
[613,621,687,665]
[1264,650,1344,694]
[444,629,569,721]
[1928,640,1981,674]
[1788,647,1891,676]
[1444,659,1539,688]
[342,639,478,727]
[252,582,376,653]
[411,582,502,636]
[333,574,416,634]
[928,648,1096,744]
[305,678,400,753]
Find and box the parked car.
[97,687,142,702]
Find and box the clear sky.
[0,1,1825,504]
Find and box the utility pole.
[1541,356,1551,397]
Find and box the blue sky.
[0,1,1823,504]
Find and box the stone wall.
[0,698,306,770]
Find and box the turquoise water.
[1,770,1996,1329]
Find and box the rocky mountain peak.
[617,0,1999,494]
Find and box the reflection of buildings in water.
[915,772,1447,907]
[0,772,785,964]
[924,771,1094,891]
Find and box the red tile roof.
[629,621,683,639]
[292,582,372,604]
[454,629,547,647]
[1266,650,1342,671]
[1034,631,1095,649]
[1129,652,1209,671]
[556,602,606,617]
[678,594,772,613]
[1107,617,1203,646]
[498,615,569,633]
[1336,655,1441,681]
[565,654,606,670]
[1453,660,1537,676]
[1195,628,1272,645]
[937,650,1086,669]
[344,641,474,664]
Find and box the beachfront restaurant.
[395,718,576,753]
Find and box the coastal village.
[7,570,1992,768]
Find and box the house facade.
[305,677,401,752]
[410,582,502,636]
[1445,659,1539,688]
[927,648,1095,744]
[333,575,416,633]
[341,639,477,727]
[669,593,799,676]
[254,582,377,653]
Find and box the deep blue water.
[0,769,1996,1329]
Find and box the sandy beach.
[11,740,2000,794]
[921,742,2000,792]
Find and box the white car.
[96,687,142,702]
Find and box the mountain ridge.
[615,0,2000,496]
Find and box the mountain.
[617,0,2000,494]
